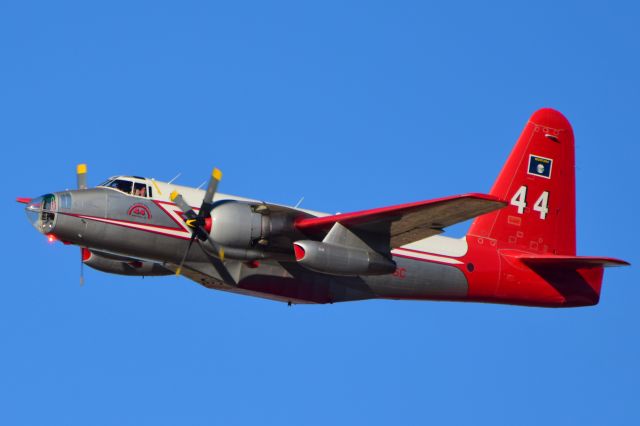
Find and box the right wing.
[295,193,507,248]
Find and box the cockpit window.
[133,182,148,197]
[98,177,152,197]
[108,179,133,195]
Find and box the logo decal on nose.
[128,203,152,219]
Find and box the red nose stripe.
[16,197,32,204]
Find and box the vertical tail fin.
[468,108,576,255]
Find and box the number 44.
[510,186,549,219]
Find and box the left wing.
[295,193,506,248]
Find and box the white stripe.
[391,248,463,265]
[78,215,190,239]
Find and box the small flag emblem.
[528,154,552,179]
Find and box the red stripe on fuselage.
[393,252,461,267]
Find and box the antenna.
[167,173,182,184]
[294,197,305,208]
[196,180,207,190]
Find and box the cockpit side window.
[133,182,148,197]
[108,179,133,195]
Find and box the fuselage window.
[133,182,148,197]
[147,186,153,198]
[59,192,72,209]
[108,179,133,195]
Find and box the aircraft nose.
[25,196,44,233]
[24,194,57,234]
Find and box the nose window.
[25,194,57,233]
[41,194,56,226]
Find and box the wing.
[295,193,507,248]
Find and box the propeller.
[80,248,87,286]
[77,163,88,190]
[171,168,225,275]
[77,163,88,285]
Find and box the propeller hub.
[185,216,212,233]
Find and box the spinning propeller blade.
[77,163,87,285]
[201,168,222,216]
[170,191,198,221]
[77,163,88,190]
[175,233,198,276]
[171,168,226,275]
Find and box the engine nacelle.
[210,202,264,248]
[293,240,396,276]
[83,249,172,276]
[207,202,296,260]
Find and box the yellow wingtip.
[170,191,179,201]
[77,164,87,174]
[213,168,222,181]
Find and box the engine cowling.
[210,202,265,248]
[293,240,396,276]
[83,249,172,276]
[207,202,296,260]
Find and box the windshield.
[107,179,133,195]
[98,177,152,198]
[98,178,114,187]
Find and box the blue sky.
[2,1,638,425]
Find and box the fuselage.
[23,109,628,308]
[25,176,600,307]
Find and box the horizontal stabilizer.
[512,254,629,269]
[296,193,506,248]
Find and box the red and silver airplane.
[19,108,628,307]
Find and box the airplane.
[18,108,629,307]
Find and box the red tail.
[468,108,576,255]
